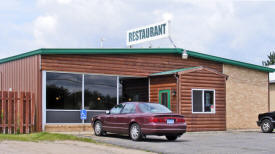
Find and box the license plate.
[167,119,174,124]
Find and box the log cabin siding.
[150,76,177,113]
[180,69,226,132]
[41,53,225,132]
[41,54,222,76]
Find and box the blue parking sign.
[80,109,87,120]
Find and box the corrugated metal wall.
[0,55,42,131]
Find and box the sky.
[1,0,275,65]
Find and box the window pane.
[110,104,124,114]
[46,72,82,110]
[121,103,136,114]
[161,92,168,107]
[84,74,117,110]
[119,78,148,103]
[193,90,202,112]
[46,111,82,123]
[138,103,171,113]
[204,91,214,112]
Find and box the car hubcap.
[263,122,270,131]
[95,123,101,134]
[131,125,139,139]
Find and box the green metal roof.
[0,48,182,64]
[0,48,274,72]
[186,50,275,72]
[150,67,201,76]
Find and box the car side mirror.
[106,110,110,114]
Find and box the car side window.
[121,103,136,114]
[110,104,124,114]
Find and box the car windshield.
[138,103,172,113]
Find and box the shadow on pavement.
[100,133,189,143]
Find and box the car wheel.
[94,121,104,136]
[261,119,274,133]
[166,135,178,141]
[130,123,142,141]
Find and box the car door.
[103,104,125,133]
[117,103,137,134]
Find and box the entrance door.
[159,89,171,109]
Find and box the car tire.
[94,121,104,136]
[166,135,178,141]
[130,123,142,141]
[261,119,274,133]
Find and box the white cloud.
[33,15,58,47]
[57,0,72,4]
[38,0,72,5]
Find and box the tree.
[262,51,275,66]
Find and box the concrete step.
[45,124,93,133]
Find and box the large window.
[192,89,215,113]
[45,71,147,123]
[84,75,117,110]
[46,72,82,110]
[119,78,148,103]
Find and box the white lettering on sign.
[126,21,170,46]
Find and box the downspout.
[268,74,270,112]
[173,73,180,114]
[1,72,3,92]
[148,77,150,102]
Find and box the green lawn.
[0,132,97,143]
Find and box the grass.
[0,132,97,143]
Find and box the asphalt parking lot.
[81,131,275,154]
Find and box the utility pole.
[100,38,105,48]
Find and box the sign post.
[126,21,170,46]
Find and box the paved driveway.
[0,140,154,154]
[82,131,275,154]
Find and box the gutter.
[173,74,180,114]
[267,75,270,112]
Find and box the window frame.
[158,89,171,109]
[191,89,216,114]
[46,72,83,110]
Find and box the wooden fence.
[0,91,35,134]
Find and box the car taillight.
[149,117,165,123]
[176,118,185,123]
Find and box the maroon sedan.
[91,102,187,141]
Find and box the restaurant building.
[0,48,273,132]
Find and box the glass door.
[159,89,171,109]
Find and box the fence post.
[8,92,13,134]
[19,92,24,134]
[31,93,35,132]
[0,91,2,133]
[25,92,30,134]
[2,92,7,134]
[14,92,18,134]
